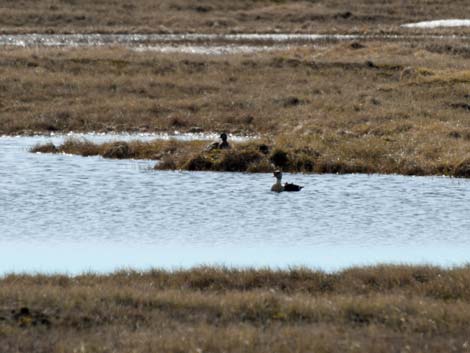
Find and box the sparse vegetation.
[1,265,470,353]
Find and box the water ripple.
[1,136,470,272]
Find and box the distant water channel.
[1,134,470,274]
[2,33,470,54]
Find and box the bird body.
[284,182,304,192]
[271,179,284,192]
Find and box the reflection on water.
[1,135,470,273]
[0,33,359,47]
[2,33,470,51]
[131,44,292,55]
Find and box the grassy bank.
[1,265,470,352]
[1,0,470,34]
[31,136,470,177]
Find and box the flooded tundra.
[1,135,469,273]
[1,33,470,53]
[0,33,360,46]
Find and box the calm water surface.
[0,33,360,47]
[2,33,470,54]
[1,135,469,273]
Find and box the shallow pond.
[1,134,469,274]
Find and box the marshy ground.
[2,266,470,353]
[23,39,470,176]
[4,2,470,350]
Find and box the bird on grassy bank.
[271,170,303,193]
[206,133,231,151]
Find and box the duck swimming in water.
[271,170,303,193]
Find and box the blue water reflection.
[1,135,469,274]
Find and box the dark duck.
[206,133,230,151]
[271,170,303,193]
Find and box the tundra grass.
[30,131,470,177]
[1,265,470,353]
[16,40,470,176]
[2,0,470,35]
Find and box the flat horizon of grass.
[3,39,470,136]
[3,0,470,35]
[2,264,470,352]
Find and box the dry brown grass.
[31,138,208,160]
[2,0,470,35]
[14,39,470,176]
[30,131,470,177]
[1,265,470,352]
